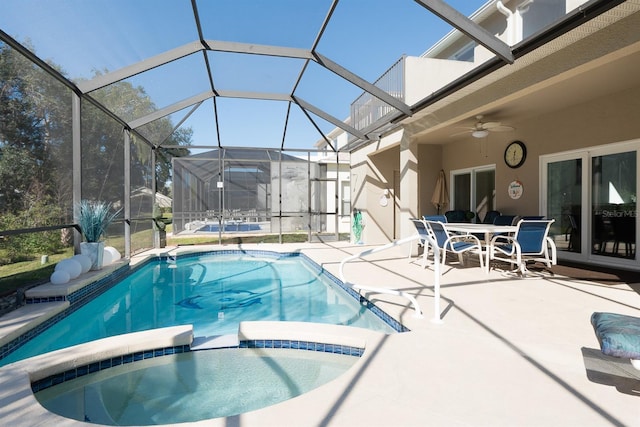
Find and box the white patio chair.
[424,219,484,269]
[488,219,557,276]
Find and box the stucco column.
[400,131,419,252]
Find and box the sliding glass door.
[546,156,584,255]
[591,151,636,259]
[543,142,638,267]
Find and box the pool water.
[35,347,358,425]
[197,223,261,232]
[1,252,396,366]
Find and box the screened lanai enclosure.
[1,0,538,303]
[173,148,334,237]
[0,0,501,256]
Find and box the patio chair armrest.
[449,233,482,247]
[489,235,520,257]
[546,236,557,265]
[489,234,514,246]
[447,233,482,247]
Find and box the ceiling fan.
[452,115,515,138]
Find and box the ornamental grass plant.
[76,200,121,243]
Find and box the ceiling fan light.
[472,129,489,138]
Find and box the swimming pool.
[197,223,262,232]
[34,347,358,425]
[1,251,400,366]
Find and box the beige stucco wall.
[442,132,535,217]
[347,3,640,248]
[350,139,400,244]
[351,128,450,245]
[351,82,640,245]
[418,144,443,217]
[438,83,640,218]
[404,57,476,106]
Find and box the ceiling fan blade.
[488,125,515,132]
[481,121,502,129]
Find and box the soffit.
[403,0,640,144]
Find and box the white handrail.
[339,233,442,323]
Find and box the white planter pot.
[80,241,105,271]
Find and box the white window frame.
[450,164,496,215]
[540,139,640,268]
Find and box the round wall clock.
[504,140,527,168]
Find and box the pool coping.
[24,260,129,302]
[0,325,194,426]
[2,246,401,365]
[0,245,408,426]
[0,322,379,427]
[0,261,131,361]
[0,301,69,349]
[2,242,640,426]
[0,261,130,352]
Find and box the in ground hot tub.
[34,345,361,425]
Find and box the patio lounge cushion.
[591,312,640,359]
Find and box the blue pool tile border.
[240,339,364,357]
[2,248,407,364]
[31,340,363,393]
[24,263,130,305]
[1,264,132,362]
[30,345,191,393]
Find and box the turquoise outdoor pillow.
[591,312,640,359]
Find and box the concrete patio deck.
[275,241,640,427]
[1,241,639,426]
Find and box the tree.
[0,40,193,261]
[83,71,192,203]
[156,128,192,196]
[0,41,48,214]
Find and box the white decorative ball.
[50,270,70,285]
[55,258,82,279]
[105,246,121,263]
[102,248,113,266]
[72,254,92,274]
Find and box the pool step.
[24,261,128,304]
[0,301,69,348]
[191,334,240,350]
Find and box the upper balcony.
[349,0,584,138]
[350,55,476,135]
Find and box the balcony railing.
[350,55,405,132]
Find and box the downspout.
[496,1,516,45]
[346,0,625,153]
[497,0,535,46]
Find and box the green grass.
[0,248,73,295]
[167,233,310,246]
[0,231,347,297]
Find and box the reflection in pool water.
[35,347,358,425]
[1,252,399,367]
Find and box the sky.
[1,0,489,151]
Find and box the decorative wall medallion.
[508,180,524,200]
